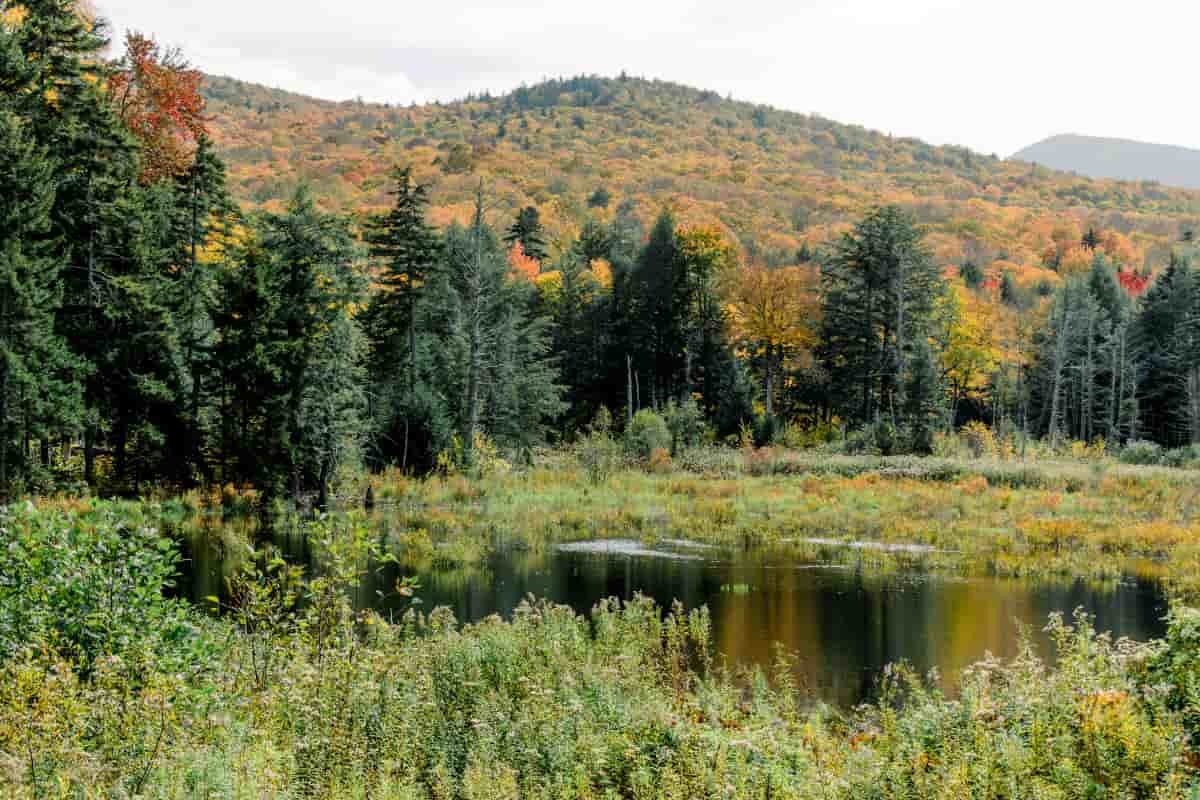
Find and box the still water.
[177,520,1167,707]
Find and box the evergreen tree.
[170,134,235,477]
[13,1,140,485]
[904,338,942,455]
[429,190,564,465]
[364,166,441,397]
[819,206,938,425]
[0,110,82,495]
[212,233,282,488]
[504,205,547,263]
[627,211,686,409]
[222,187,364,498]
[1134,255,1197,445]
[999,270,1021,307]
[960,260,984,289]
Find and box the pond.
[176,517,1168,708]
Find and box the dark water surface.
[177,520,1168,707]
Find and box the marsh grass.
[325,448,1200,597]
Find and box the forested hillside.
[1014,134,1200,191]
[203,73,1200,285]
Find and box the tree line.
[5,3,1200,503]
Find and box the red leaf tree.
[107,32,207,183]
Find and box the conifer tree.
[819,206,938,425]
[504,205,547,263]
[263,188,363,497]
[364,166,441,396]
[0,110,82,494]
[904,338,942,455]
[627,211,687,409]
[170,134,234,475]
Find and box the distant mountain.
[1013,134,1200,190]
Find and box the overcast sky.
[94,0,1194,157]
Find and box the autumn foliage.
[507,241,540,281]
[107,32,207,183]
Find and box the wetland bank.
[177,452,1178,707]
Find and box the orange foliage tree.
[507,241,540,281]
[107,32,206,183]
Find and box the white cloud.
[187,43,424,105]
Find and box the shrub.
[777,419,841,450]
[870,418,898,456]
[1163,445,1200,469]
[737,420,755,450]
[577,431,622,483]
[960,420,995,458]
[437,432,511,477]
[1120,440,1163,466]
[743,446,779,476]
[0,503,211,672]
[1146,605,1200,747]
[625,410,671,460]
[663,399,706,455]
[753,414,781,448]
[647,447,673,474]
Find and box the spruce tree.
[170,134,235,476]
[364,166,441,396]
[0,110,82,494]
[904,338,942,455]
[504,205,547,263]
[626,211,688,409]
[1134,255,1197,445]
[259,187,362,497]
[819,206,938,425]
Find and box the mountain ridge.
[1013,134,1200,190]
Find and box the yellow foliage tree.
[726,264,820,416]
[935,286,1003,421]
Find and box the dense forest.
[4,2,1200,503]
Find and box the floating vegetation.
[555,538,703,561]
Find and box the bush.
[960,420,996,459]
[753,414,781,448]
[647,447,673,474]
[743,446,779,476]
[1163,445,1200,469]
[663,399,706,455]
[1146,605,1200,747]
[625,410,671,460]
[577,431,622,483]
[1120,440,1163,465]
[777,419,841,450]
[870,418,898,456]
[437,432,511,478]
[0,503,211,672]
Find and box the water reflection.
[175,517,1167,708]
